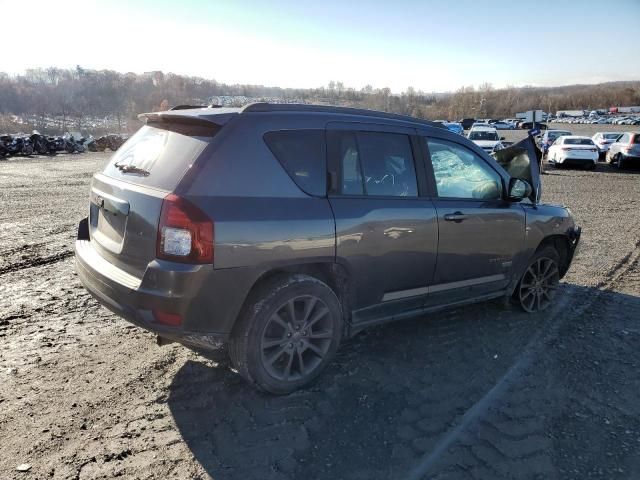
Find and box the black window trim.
[326,125,428,200]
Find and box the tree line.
[0,67,638,133]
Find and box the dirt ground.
[1,145,639,480]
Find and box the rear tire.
[513,246,561,313]
[229,274,343,395]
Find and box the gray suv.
[75,103,581,394]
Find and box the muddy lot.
[1,149,639,480]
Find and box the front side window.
[426,138,502,200]
[332,131,418,197]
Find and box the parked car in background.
[459,118,476,130]
[519,122,548,130]
[607,131,640,169]
[468,126,504,153]
[74,103,580,394]
[492,121,515,130]
[592,132,622,158]
[548,136,599,169]
[444,121,464,135]
[540,130,572,155]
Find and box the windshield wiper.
[114,162,150,176]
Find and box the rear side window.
[264,130,326,196]
[330,130,418,197]
[104,124,215,190]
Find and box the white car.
[467,126,503,153]
[592,132,622,157]
[548,136,599,169]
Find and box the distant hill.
[0,67,638,133]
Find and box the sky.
[1,0,638,93]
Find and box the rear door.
[421,133,526,305]
[89,120,219,278]
[327,123,438,325]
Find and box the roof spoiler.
[138,112,221,126]
[137,109,238,128]
[170,104,224,110]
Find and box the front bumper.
[564,226,581,275]
[74,218,254,349]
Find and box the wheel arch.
[535,234,571,278]
[231,262,353,338]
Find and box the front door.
[422,135,526,305]
[327,124,438,325]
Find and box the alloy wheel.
[260,295,334,381]
[518,257,560,313]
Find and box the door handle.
[444,212,468,223]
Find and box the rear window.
[604,133,620,140]
[103,124,214,190]
[565,138,594,145]
[469,131,499,141]
[549,131,570,139]
[264,130,326,196]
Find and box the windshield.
[549,131,571,140]
[469,131,499,141]
[565,138,594,145]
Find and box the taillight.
[156,193,213,263]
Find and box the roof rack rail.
[170,105,208,110]
[241,102,444,128]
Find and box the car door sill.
[349,290,507,337]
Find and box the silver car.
[607,131,640,169]
[592,132,622,157]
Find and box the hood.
[492,135,542,203]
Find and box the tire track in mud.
[406,242,640,480]
[0,250,73,276]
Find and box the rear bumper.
[74,218,256,349]
[551,155,597,165]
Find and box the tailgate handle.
[91,189,130,216]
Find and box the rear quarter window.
[103,124,215,190]
[264,130,326,196]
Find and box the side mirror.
[507,178,532,201]
[500,136,506,140]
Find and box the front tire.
[514,247,560,313]
[229,274,343,394]
[615,154,625,170]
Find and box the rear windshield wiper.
[114,162,150,176]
